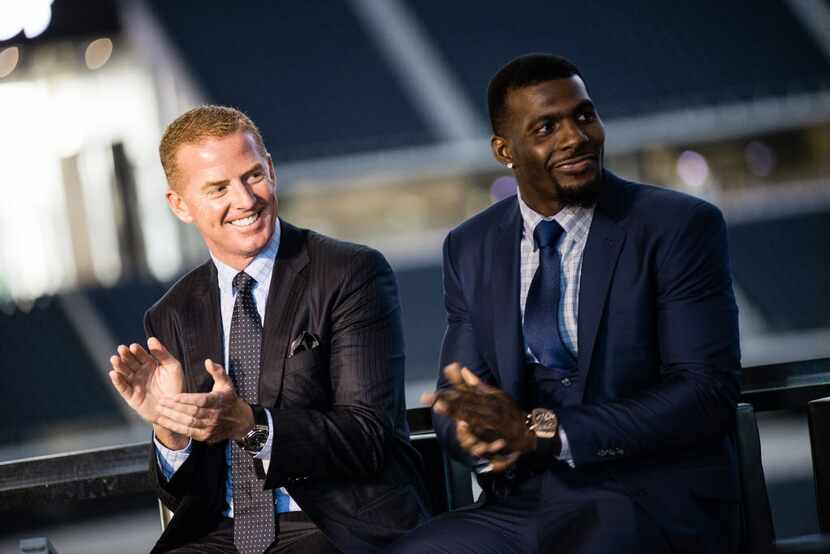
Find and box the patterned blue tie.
[523,220,576,370]
[229,272,275,554]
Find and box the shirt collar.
[516,190,594,251]
[211,218,281,294]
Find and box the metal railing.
[1,357,829,551]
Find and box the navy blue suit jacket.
[436,172,741,527]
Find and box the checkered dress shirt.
[517,193,594,361]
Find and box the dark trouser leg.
[165,518,236,554]
[268,514,339,554]
[391,469,674,554]
[166,514,339,554]
[536,487,671,554]
[387,506,534,554]
[388,473,543,554]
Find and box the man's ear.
[165,188,194,224]
[266,153,277,187]
[490,135,513,168]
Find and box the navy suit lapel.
[576,174,627,401]
[491,199,526,404]
[259,220,310,408]
[182,262,224,393]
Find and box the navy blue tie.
[523,220,575,370]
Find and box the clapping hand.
[109,337,188,449]
[109,337,184,425]
[422,363,536,472]
[156,359,254,445]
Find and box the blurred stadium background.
[1,0,829,551]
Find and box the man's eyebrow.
[573,99,596,112]
[202,179,229,191]
[526,100,596,130]
[241,162,264,179]
[199,163,264,191]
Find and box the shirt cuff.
[253,407,274,461]
[557,425,575,468]
[472,456,493,474]
[154,434,192,481]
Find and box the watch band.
[236,404,269,455]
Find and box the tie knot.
[232,271,256,293]
[533,220,565,250]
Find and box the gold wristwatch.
[526,408,561,459]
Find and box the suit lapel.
[491,199,526,403]
[259,220,309,408]
[576,173,627,401]
[182,262,224,393]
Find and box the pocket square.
[289,331,320,357]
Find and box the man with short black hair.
[109,106,429,553]
[394,54,741,553]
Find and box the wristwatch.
[527,408,562,459]
[236,404,269,455]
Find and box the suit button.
[561,377,572,387]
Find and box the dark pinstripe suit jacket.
[145,220,430,553]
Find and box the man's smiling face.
[494,75,605,215]
[165,130,278,270]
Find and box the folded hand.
[422,363,536,472]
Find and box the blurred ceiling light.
[85,38,113,70]
[744,141,776,177]
[0,0,54,41]
[0,47,19,78]
[676,150,710,189]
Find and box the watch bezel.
[236,404,269,454]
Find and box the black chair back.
[735,402,776,554]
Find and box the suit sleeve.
[557,201,741,465]
[144,309,210,511]
[265,249,407,485]
[433,230,498,466]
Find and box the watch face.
[530,409,558,439]
[243,427,269,452]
